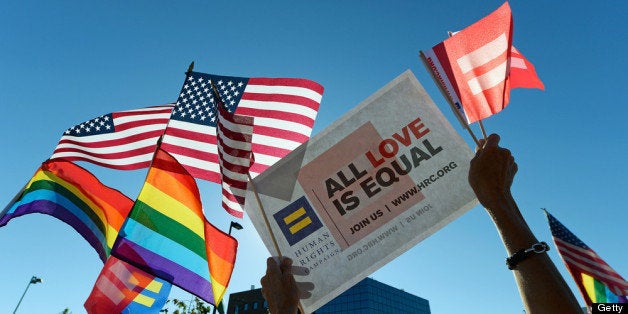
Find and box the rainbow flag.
[545,210,628,305]
[112,148,238,305]
[1,160,133,262]
[581,273,627,304]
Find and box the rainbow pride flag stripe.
[112,148,237,305]
[582,273,628,303]
[1,160,133,262]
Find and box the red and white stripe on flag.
[51,105,174,169]
[509,46,545,90]
[217,105,254,218]
[235,78,323,176]
[84,256,156,314]
[424,2,513,124]
[555,237,628,298]
[161,74,323,183]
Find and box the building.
[227,277,430,314]
[227,284,268,314]
[313,277,430,313]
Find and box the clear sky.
[1,1,626,313]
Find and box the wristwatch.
[506,241,550,270]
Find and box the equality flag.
[509,46,544,90]
[421,2,543,124]
[545,211,628,305]
[161,72,324,181]
[84,256,171,314]
[0,160,133,262]
[214,88,254,218]
[111,147,238,305]
[50,105,174,169]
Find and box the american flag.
[214,84,254,218]
[545,210,628,305]
[160,72,324,182]
[51,105,174,169]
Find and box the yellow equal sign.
[283,207,312,235]
[132,279,164,307]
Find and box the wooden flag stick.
[246,173,307,314]
[478,119,488,139]
[218,84,305,313]
[246,172,283,258]
[419,51,481,146]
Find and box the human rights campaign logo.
[274,196,323,246]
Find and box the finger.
[260,275,268,289]
[291,265,310,276]
[260,271,272,293]
[483,133,501,148]
[266,256,281,275]
[299,290,313,299]
[279,257,293,275]
[296,281,315,299]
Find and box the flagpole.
[120,62,196,243]
[2,182,28,214]
[245,173,306,314]
[138,61,197,180]
[207,81,287,252]
[210,72,305,314]
[245,173,283,257]
[478,120,488,139]
[446,31,489,142]
[419,51,481,146]
[140,61,196,173]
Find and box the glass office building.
[314,277,430,314]
[227,277,430,314]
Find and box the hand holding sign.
[246,71,478,312]
[261,257,314,314]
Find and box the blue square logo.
[274,196,323,246]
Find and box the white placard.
[244,70,478,313]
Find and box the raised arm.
[468,134,581,313]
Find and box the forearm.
[484,191,535,253]
[486,193,581,314]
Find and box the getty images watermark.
[591,303,625,314]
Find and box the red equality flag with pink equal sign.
[421,2,543,124]
[84,256,171,314]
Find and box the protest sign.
[244,70,478,312]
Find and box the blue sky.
[1,1,626,313]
